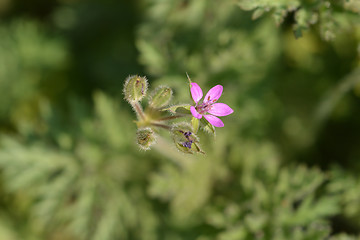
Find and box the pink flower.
[190,83,233,127]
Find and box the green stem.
[314,67,360,130]
[151,123,171,130]
[157,115,185,121]
[132,102,146,120]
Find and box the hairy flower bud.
[149,86,173,109]
[123,75,148,103]
[171,123,204,154]
[136,127,156,150]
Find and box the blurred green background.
[0,0,360,239]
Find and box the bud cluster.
[123,74,227,154]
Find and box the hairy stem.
[132,102,146,120]
[151,123,171,130]
[157,115,186,121]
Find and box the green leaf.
[293,25,303,39]
[237,1,257,11]
[252,8,265,20]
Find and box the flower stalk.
[132,102,146,121]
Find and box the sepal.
[162,104,191,114]
[201,118,216,136]
[191,117,199,133]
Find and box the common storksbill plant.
[123,74,233,154]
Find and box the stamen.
[196,102,213,114]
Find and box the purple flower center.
[195,102,212,115]
[195,96,217,115]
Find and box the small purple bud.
[184,131,192,137]
[171,122,203,154]
[182,141,193,149]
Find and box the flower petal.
[190,83,203,103]
[204,114,224,127]
[190,106,202,119]
[204,85,223,103]
[208,103,234,116]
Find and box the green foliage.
[149,140,340,239]
[327,167,360,226]
[0,0,359,239]
[136,0,360,238]
[330,234,360,240]
[237,0,360,40]
[0,93,158,240]
[0,20,67,125]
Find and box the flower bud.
[171,123,204,154]
[136,127,156,150]
[123,75,148,103]
[149,86,173,109]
